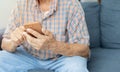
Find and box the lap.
[44,56,88,72]
[0,47,40,72]
[28,56,88,72]
[0,47,88,72]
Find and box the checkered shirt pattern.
[3,0,89,60]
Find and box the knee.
[61,56,89,72]
[0,51,7,60]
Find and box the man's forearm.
[48,41,90,58]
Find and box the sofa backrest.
[101,0,120,49]
[80,0,100,48]
[81,0,120,49]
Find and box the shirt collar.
[34,0,58,11]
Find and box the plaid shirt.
[3,0,89,60]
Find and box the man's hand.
[22,28,89,58]
[10,26,25,47]
[1,26,26,52]
[23,28,56,50]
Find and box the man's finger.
[11,32,18,42]
[15,29,23,39]
[11,33,21,45]
[23,32,35,44]
[19,26,26,31]
[26,28,44,38]
[42,29,53,37]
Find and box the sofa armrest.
[0,28,5,50]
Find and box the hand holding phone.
[24,22,44,38]
[24,22,44,35]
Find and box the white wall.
[0,0,16,29]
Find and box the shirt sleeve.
[67,1,90,45]
[3,3,21,39]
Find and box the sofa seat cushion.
[88,48,120,72]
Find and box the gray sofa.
[1,0,120,72]
[82,0,120,72]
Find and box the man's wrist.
[47,40,57,50]
[48,40,69,55]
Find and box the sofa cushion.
[101,0,120,48]
[88,48,120,72]
[81,0,100,48]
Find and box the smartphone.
[24,22,44,36]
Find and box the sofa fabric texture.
[101,0,120,48]
[81,0,100,48]
[88,48,120,72]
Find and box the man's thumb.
[42,28,52,36]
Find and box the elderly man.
[0,0,90,72]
